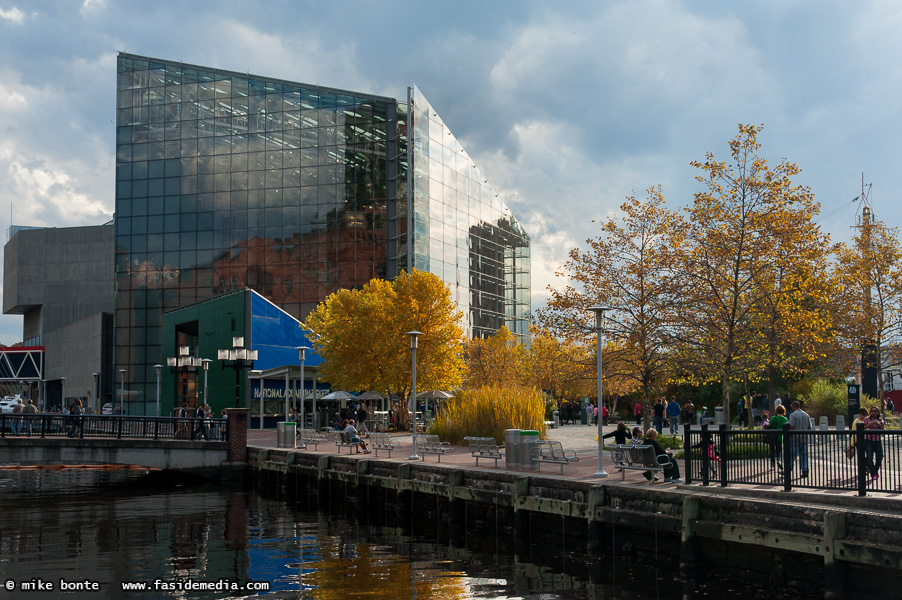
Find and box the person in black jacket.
[644,429,681,483]
[602,422,630,445]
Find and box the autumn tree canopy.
[303,269,465,425]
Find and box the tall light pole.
[153,365,162,416]
[60,376,66,411]
[406,331,423,461]
[92,372,100,414]
[118,369,127,415]
[297,346,310,432]
[218,337,258,408]
[589,305,611,478]
[201,359,211,409]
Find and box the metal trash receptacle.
[520,430,540,472]
[504,429,521,470]
[277,422,296,448]
[714,407,724,426]
[552,411,560,429]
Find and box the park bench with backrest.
[370,432,402,457]
[607,444,671,481]
[530,440,580,473]
[298,428,328,450]
[335,430,358,454]
[464,436,505,467]
[414,434,453,462]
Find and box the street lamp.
[218,337,258,408]
[153,365,162,416]
[406,331,423,461]
[118,369,127,415]
[297,346,311,432]
[92,372,100,414]
[202,358,212,408]
[166,346,202,408]
[589,306,611,478]
[60,376,66,411]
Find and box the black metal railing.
[0,413,228,442]
[684,422,900,496]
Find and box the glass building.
[115,54,530,414]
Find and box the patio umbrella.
[416,390,453,400]
[321,390,356,400]
[356,390,385,400]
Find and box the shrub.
[804,380,848,422]
[429,385,547,445]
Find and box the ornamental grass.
[429,386,547,445]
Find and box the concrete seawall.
[249,446,902,598]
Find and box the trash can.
[520,430,540,472]
[277,422,296,448]
[552,411,560,429]
[505,429,521,470]
[312,412,321,431]
[714,407,724,426]
[580,400,588,425]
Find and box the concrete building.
[3,224,115,410]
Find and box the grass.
[429,386,547,445]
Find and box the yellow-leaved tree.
[674,124,832,421]
[304,269,465,427]
[539,187,683,428]
[463,325,526,388]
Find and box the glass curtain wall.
[407,86,530,341]
[115,54,398,413]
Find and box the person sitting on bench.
[344,419,370,454]
[643,429,681,483]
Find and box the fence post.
[856,423,867,496]
[683,422,693,484]
[782,423,791,492]
[700,424,710,486]
[718,423,728,487]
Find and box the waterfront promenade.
[247,422,902,504]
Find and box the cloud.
[0,7,25,23]
[80,0,106,15]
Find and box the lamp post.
[589,306,611,478]
[201,358,211,409]
[61,376,66,411]
[249,369,264,429]
[153,365,162,417]
[166,346,202,409]
[406,331,423,461]
[218,337,258,408]
[118,369,127,415]
[92,372,100,414]
[297,346,310,432]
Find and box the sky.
[0,0,900,345]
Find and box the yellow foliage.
[430,385,547,445]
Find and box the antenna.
[854,172,873,228]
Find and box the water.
[0,467,825,599]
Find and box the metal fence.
[0,413,227,441]
[684,423,901,496]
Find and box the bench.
[413,434,453,462]
[530,440,579,473]
[370,432,402,457]
[335,430,358,454]
[608,444,671,481]
[464,436,505,467]
[298,428,328,450]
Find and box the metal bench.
[608,444,671,481]
[530,440,579,473]
[335,430,358,454]
[464,436,505,467]
[370,432,402,457]
[413,434,453,462]
[298,428,327,450]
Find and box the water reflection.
[0,468,825,599]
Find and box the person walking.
[863,406,885,481]
[666,397,681,435]
[67,399,83,438]
[787,401,811,478]
[11,398,24,435]
[634,401,642,425]
[22,399,39,436]
[192,403,209,440]
[586,402,594,426]
[683,401,696,426]
[652,398,665,433]
[766,405,789,471]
